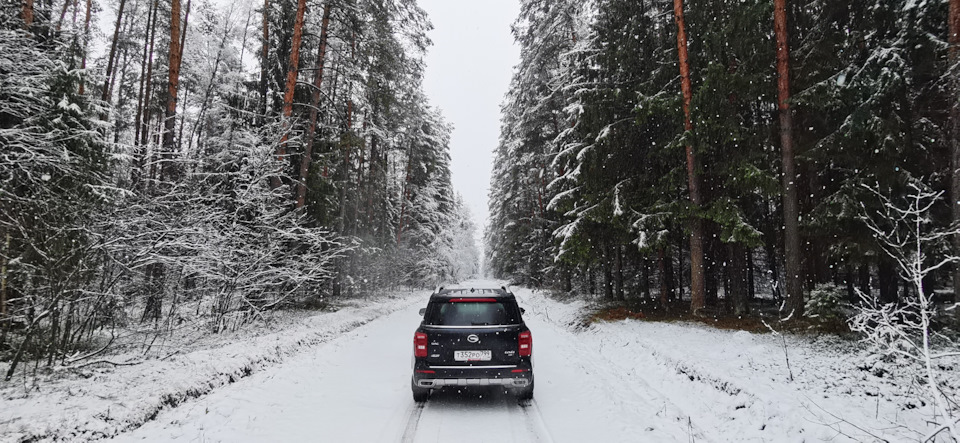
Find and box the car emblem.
[467,334,480,343]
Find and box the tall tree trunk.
[845,266,856,303]
[948,0,960,317]
[614,245,624,300]
[857,263,870,298]
[78,0,92,94]
[113,26,134,145]
[162,0,184,182]
[672,0,705,314]
[775,0,803,316]
[187,13,231,155]
[134,0,157,151]
[297,3,332,209]
[877,258,898,304]
[728,243,749,315]
[260,0,269,119]
[101,0,128,103]
[274,0,309,190]
[658,247,675,309]
[139,0,159,174]
[46,300,59,366]
[22,0,35,28]
[56,0,71,32]
[641,255,651,300]
[1,232,9,348]
[602,242,613,299]
[705,229,719,307]
[142,263,164,322]
[397,155,412,243]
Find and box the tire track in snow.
[399,389,551,443]
[519,399,556,443]
[399,402,426,443]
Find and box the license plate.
[454,350,492,361]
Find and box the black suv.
[411,287,534,402]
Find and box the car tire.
[516,379,534,401]
[412,377,430,402]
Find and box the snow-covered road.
[101,278,952,442]
[110,280,694,442]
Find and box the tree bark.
[614,245,624,300]
[658,247,675,309]
[397,154,412,242]
[134,0,157,150]
[728,243,749,315]
[1,232,9,348]
[775,0,803,317]
[260,0,270,119]
[948,0,960,316]
[672,0,705,314]
[878,258,898,304]
[139,0,159,160]
[101,0,128,103]
[296,3,332,209]
[275,0,309,189]
[162,0,184,182]
[641,255,651,300]
[22,0,34,29]
[56,0,71,32]
[78,0,92,95]
[602,242,613,299]
[187,13,231,155]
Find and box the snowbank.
[516,287,960,441]
[0,291,427,442]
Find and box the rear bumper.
[413,361,533,389]
[415,377,531,388]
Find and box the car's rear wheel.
[515,379,534,400]
[411,377,430,402]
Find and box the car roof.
[430,287,514,299]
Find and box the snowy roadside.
[514,287,960,442]
[0,290,428,443]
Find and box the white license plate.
[454,350,492,361]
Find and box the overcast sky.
[417,0,520,243]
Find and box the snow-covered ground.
[3,279,957,442]
[519,288,959,442]
[0,291,428,442]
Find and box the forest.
[0,0,479,377]
[487,0,960,321]
[3,0,960,439]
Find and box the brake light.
[414,332,428,357]
[518,331,532,357]
[449,298,498,303]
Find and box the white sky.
[417,0,520,240]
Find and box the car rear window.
[424,300,521,326]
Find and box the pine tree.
[774,0,802,316]
[672,0,705,313]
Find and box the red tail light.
[518,331,532,357]
[414,332,428,357]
